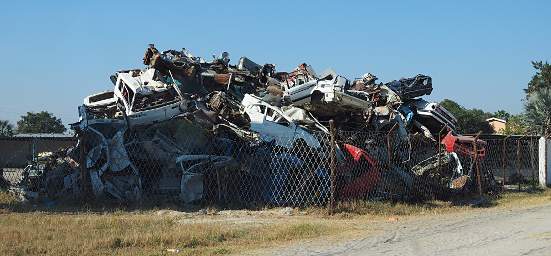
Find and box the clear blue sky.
[1,0,550,127]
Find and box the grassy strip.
[0,191,334,255]
[309,189,551,217]
[0,212,331,256]
[493,189,551,207]
[1,189,550,255]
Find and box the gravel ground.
[262,202,551,256]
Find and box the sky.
[0,0,550,128]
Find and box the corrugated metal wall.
[0,137,76,168]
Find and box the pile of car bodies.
[4,46,499,205]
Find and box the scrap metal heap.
[7,46,500,205]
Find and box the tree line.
[440,61,550,136]
[0,111,66,137]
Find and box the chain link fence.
[119,129,334,207]
[0,130,541,209]
[478,136,539,190]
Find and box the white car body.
[283,71,372,116]
[412,99,458,133]
[113,68,185,127]
[75,105,126,130]
[83,91,116,108]
[242,94,321,149]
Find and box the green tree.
[0,120,14,137]
[524,61,551,95]
[440,99,493,134]
[525,88,551,136]
[439,99,463,115]
[502,114,529,135]
[524,61,551,136]
[493,110,511,121]
[16,111,66,134]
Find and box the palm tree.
[525,88,551,137]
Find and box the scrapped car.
[411,99,458,135]
[176,155,237,203]
[73,105,126,131]
[112,68,186,127]
[283,70,372,116]
[84,91,116,108]
[242,94,323,149]
[80,91,119,120]
[386,74,433,99]
[441,131,487,158]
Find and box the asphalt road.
[270,203,551,256]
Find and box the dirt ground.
[256,200,551,256]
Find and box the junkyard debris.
[4,45,499,206]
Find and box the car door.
[264,107,297,148]
[246,104,296,148]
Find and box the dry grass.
[1,189,550,255]
[0,190,17,203]
[493,189,551,207]
[0,190,335,255]
[311,189,551,218]
[328,200,466,217]
[0,210,333,256]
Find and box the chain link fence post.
[517,138,521,192]
[328,120,337,215]
[78,133,91,201]
[437,127,445,180]
[530,136,536,190]
[501,136,509,187]
[386,123,398,169]
[78,133,88,199]
[473,132,483,197]
[384,124,398,198]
